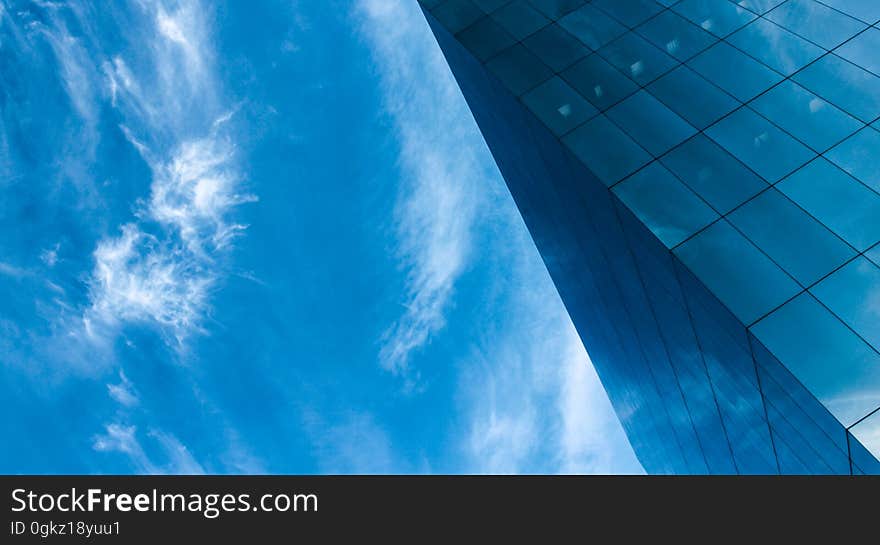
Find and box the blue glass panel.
[766,0,867,50]
[592,0,664,27]
[850,427,880,474]
[523,23,589,72]
[794,54,880,123]
[727,188,855,286]
[688,42,782,101]
[673,0,757,37]
[749,80,863,152]
[738,0,786,15]
[606,90,697,156]
[561,54,638,110]
[522,76,598,135]
[751,293,880,426]
[819,0,880,24]
[558,4,628,50]
[485,44,553,95]
[777,158,880,252]
[562,115,651,186]
[727,19,823,75]
[637,9,717,61]
[612,162,718,248]
[431,0,484,33]
[835,28,880,76]
[674,220,800,324]
[528,0,588,19]
[457,17,518,61]
[825,127,880,193]
[490,0,550,39]
[647,66,739,129]
[471,0,507,10]
[598,32,678,85]
[705,107,815,183]
[850,410,880,466]
[868,244,880,267]
[812,257,880,352]
[661,134,766,214]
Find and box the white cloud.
[358,0,489,382]
[304,411,399,474]
[107,371,139,407]
[92,424,205,474]
[78,0,255,349]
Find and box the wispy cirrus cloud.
[79,0,255,349]
[357,0,490,384]
[92,424,205,475]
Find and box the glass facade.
[419,0,880,474]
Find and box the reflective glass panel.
[777,158,880,252]
[751,292,880,426]
[674,219,800,324]
[688,42,782,101]
[749,80,863,152]
[562,115,651,186]
[811,257,880,352]
[613,162,719,248]
[606,90,697,156]
[661,134,767,214]
[705,107,815,183]
[727,188,855,286]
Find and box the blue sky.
[0,0,641,474]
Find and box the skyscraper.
[418,0,880,474]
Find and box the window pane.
[606,90,697,156]
[766,0,867,50]
[737,0,785,15]
[613,162,718,248]
[818,0,880,24]
[777,158,880,252]
[825,127,880,193]
[562,115,651,186]
[558,3,627,50]
[835,28,880,76]
[811,257,880,352]
[749,80,863,152]
[750,292,880,426]
[491,0,550,40]
[673,0,757,37]
[705,107,815,183]
[661,134,767,214]
[431,0,484,34]
[727,188,855,286]
[688,42,782,101]
[528,0,588,19]
[522,76,598,135]
[561,54,638,110]
[592,0,664,27]
[457,17,518,61]
[794,55,880,123]
[727,18,823,75]
[523,23,589,72]
[636,9,717,61]
[647,65,739,130]
[598,32,678,85]
[486,44,553,96]
[674,220,800,324]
